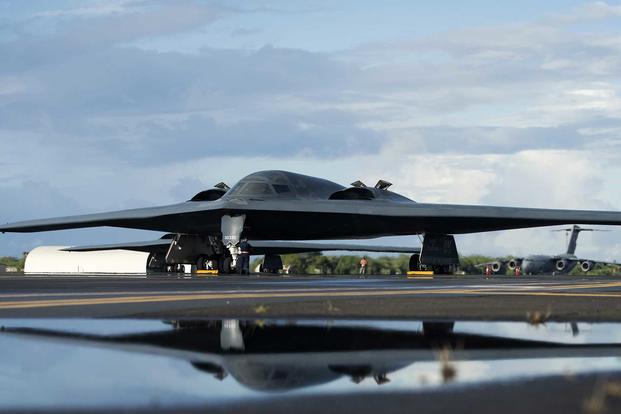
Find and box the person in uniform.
[360,256,368,275]
[238,238,252,275]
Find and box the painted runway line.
[2,279,621,310]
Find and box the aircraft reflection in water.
[3,320,621,392]
[481,225,618,275]
[5,170,621,274]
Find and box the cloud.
[0,181,81,221]
[32,1,144,18]
[3,2,621,167]
[1,1,227,71]
[343,10,621,131]
[480,150,612,209]
[0,41,370,165]
[230,27,263,37]
[556,1,621,23]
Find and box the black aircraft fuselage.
[219,171,415,240]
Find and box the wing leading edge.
[3,199,621,236]
[0,201,224,234]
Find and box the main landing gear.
[409,234,460,275]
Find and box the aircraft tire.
[196,255,208,270]
[409,254,421,271]
[218,257,232,274]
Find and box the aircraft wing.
[4,197,621,236]
[249,241,420,255]
[550,256,578,261]
[474,261,504,268]
[547,256,619,272]
[594,261,620,267]
[573,258,620,267]
[62,238,173,253]
[0,201,225,234]
[473,260,507,273]
[392,203,621,234]
[474,257,522,271]
[64,238,420,255]
[473,259,520,267]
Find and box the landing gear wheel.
[409,254,421,271]
[220,257,232,275]
[196,255,209,271]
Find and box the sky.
[2,0,621,260]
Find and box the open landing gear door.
[420,234,460,267]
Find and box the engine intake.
[329,187,375,200]
[189,188,227,202]
[507,259,520,271]
[580,261,594,272]
[555,259,568,272]
[491,262,502,273]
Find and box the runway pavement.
[2,273,621,320]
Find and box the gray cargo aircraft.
[479,225,618,275]
[518,225,616,275]
[3,170,621,273]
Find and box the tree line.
[251,252,413,275]
[252,253,621,276]
[0,256,26,270]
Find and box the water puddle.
[0,319,620,409]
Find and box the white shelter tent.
[24,246,150,274]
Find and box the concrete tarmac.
[2,273,621,320]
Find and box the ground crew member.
[360,256,368,275]
[514,265,522,277]
[238,238,252,275]
[484,265,492,278]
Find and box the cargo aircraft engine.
[507,259,519,271]
[580,261,594,272]
[491,262,502,273]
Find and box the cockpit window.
[235,182,274,196]
[273,184,291,194]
